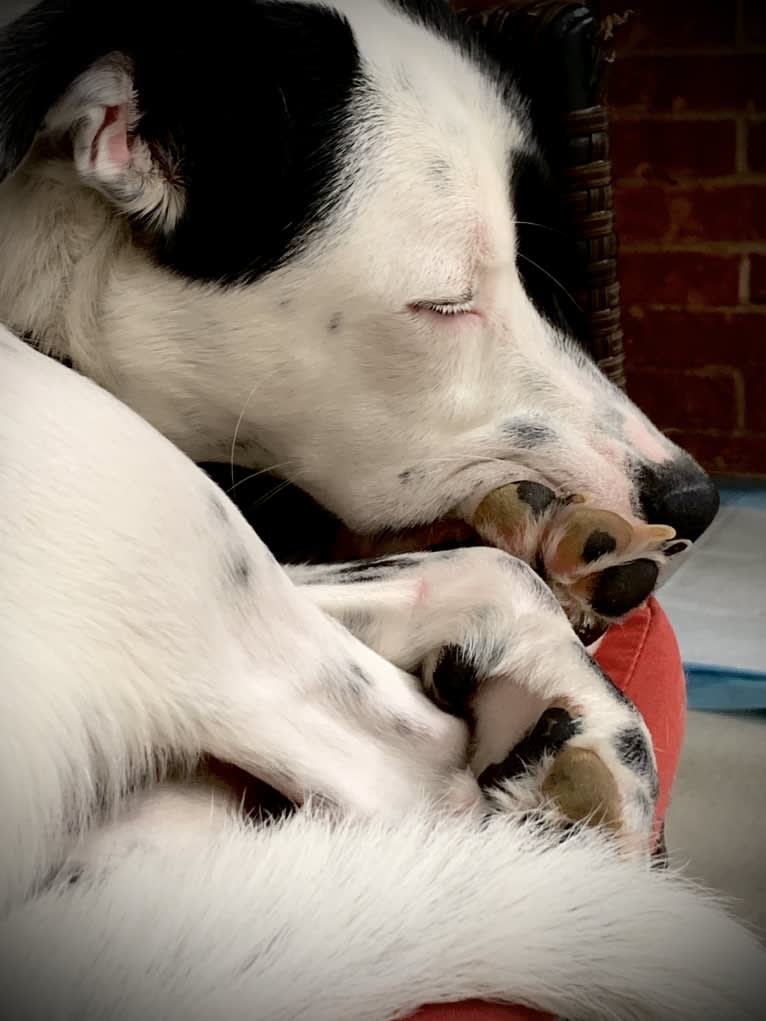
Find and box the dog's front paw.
[466,482,686,640]
[478,706,658,854]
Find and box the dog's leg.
[0,330,475,911]
[288,549,659,851]
[2,803,765,1021]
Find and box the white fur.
[2,324,765,1020]
[0,1,759,1017]
[0,330,480,912]
[3,799,766,1021]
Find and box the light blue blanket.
[658,481,766,711]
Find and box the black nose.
[636,459,720,542]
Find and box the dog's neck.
[0,162,287,466]
[0,162,125,370]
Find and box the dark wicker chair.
[455,0,627,389]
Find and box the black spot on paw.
[478,707,581,789]
[590,559,659,618]
[516,480,556,518]
[430,644,479,718]
[616,727,658,796]
[582,529,617,564]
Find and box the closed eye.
[409,291,475,317]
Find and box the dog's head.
[0,0,718,552]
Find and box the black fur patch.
[582,529,617,564]
[336,554,423,580]
[0,1,363,285]
[616,726,658,795]
[502,419,555,449]
[430,644,480,719]
[327,311,343,332]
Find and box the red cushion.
[410,597,687,1021]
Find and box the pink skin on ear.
[91,104,131,171]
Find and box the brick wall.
[609,0,766,476]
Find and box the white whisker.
[517,252,581,310]
[228,381,264,491]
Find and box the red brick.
[611,119,737,181]
[618,1,736,51]
[745,370,766,432]
[610,55,766,113]
[665,430,766,476]
[747,119,766,173]
[751,254,766,303]
[626,367,741,432]
[743,0,766,46]
[619,252,741,306]
[623,308,766,368]
[615,185,766,242]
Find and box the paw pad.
[541,745,622,832]
[467,481,686,627]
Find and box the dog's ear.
[0,1,184,232]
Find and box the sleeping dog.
[1,1,764,1018]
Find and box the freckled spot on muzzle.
[502,419,556,449]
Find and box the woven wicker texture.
[455,0,627,389]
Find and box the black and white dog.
[1,1,764,1018]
